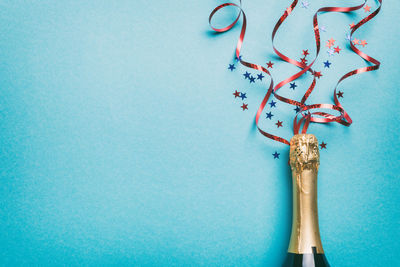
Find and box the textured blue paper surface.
[0,1,399,266]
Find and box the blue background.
[0,0,399,266]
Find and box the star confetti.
[249,76,256,83]
[333,46,342,54]
[301,1,310,9]
[364,5,371,12]
[240,92,247,100]
[302,49,310,56]
[269,100,277,108]
[349,23,355,29]
[327,49,334,56]
[266,61,274,68]
[326,41,333,49]
[272,151,280,159]
[320,142,327,149]
[266,112,274,119]
[328,38,335,46]
[353,38,360,45]
[337,91,344,98]
[241,103,248,111]
[243,72,250,79]
[235,55,242,61]
[323,60,331,68]
[290,82,297,90]
[300,57,308,65]
[294,106,301,113]
[257,73,265,81]
[233,90,240,98]
[276,120,283,128]
[228,64,235,71]
[313,71,322,79]
[360,40,368,47]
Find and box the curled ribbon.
[209,0,382,144]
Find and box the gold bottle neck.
[288,134,324,254]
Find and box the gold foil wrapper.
[288,134,324,254]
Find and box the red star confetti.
[266,61,274,68]
[337,91,344,98]
[349,23,355,29]
[353,38,360,45]
[326,41,333,48]
[276,120,283,128]
[360,40,368,47]
[326,38,335,48]
[334,46,341,54]
[233,90,240,98]
[313,71,322,79]
[300,57,308,65]
[364,5,371,12]
[302,49,309,56]
[241,103,248,111]
[320,142,327,149]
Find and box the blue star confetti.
[290,82,297,90]
[269,100,277,108]
[243,72,250,79]
[323,60,331,68]
[240,92,247,100]
[228,64,235,71]
[294,106,301,113]
[266,111,274,119]
[272,151,280,159]
[249,76,255,83]
[257,73,265,81]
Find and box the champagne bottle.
[282,134,330,267]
